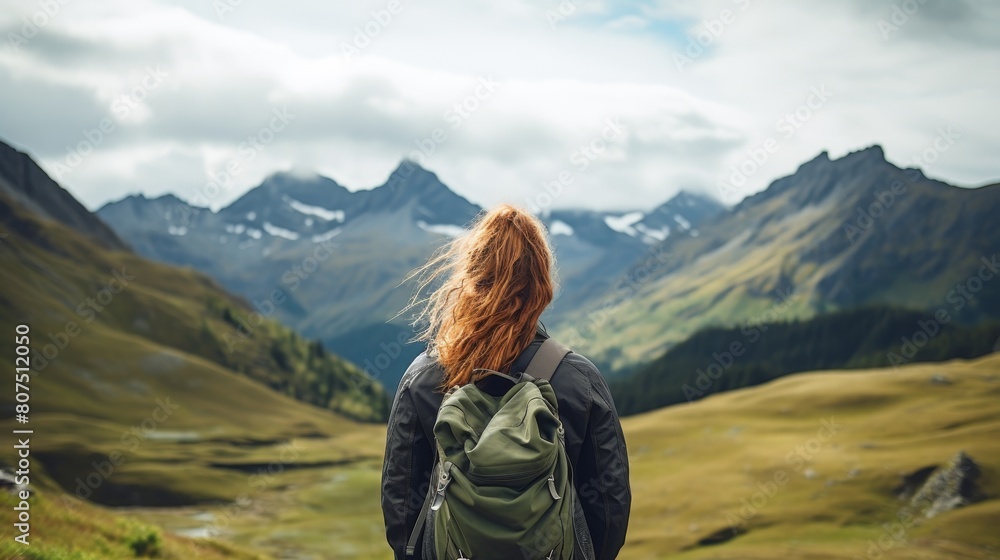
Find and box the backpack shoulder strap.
[524,337,571,382]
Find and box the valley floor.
[3,354,999,559]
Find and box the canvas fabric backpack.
[406,338,589,560]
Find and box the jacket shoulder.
[397,351,443,394]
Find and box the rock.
[0,469,27,494]
[908,451,986,518]
[929,374,952,385]
[804,468,818,480]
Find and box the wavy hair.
[402,204,556,390]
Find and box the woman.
[381,204,631,560]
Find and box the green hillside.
[0,187,390,507]
[622,352,1000,559]
[0,191,387,426]
[132,352,999,560]
[553,148,1000,371]
[2,347,996,559]
[611,305,1000,415]
[0,488,266,560]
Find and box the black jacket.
[381,327,631,559]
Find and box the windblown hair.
[403,204,556,390]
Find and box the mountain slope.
[0,138,127,251]
[98,163,720,390]
[0,142,393,515]
[609,305,1000,415]
[555,146,1000,369]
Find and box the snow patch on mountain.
[312,228,342,243]
[246,228,262,240]
[550,220,574,237]
[417,221,466,238]
[673,214,691,230]
[604,212,644,236]
[263,222,300,240]
[284,196,346,222]
[635,223,669,242]
[167,226,187,236]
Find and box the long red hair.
[404,204,556,389]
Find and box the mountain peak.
[260,169,332,190]
[384,159,439,190]
[0,138,128,251]
[842,144,886,162]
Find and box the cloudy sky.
[1,0,998,212]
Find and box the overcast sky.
[1,0,998,212]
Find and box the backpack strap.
[524,338,571,382]
[405,471,435,557]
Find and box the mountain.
[541,192,724,329]
[0,137,127,251]
[99,161,722,390]
[609,305,1000,415]
[554,145,1000,370]
[0,140,390,506]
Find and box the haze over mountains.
[98,145,1000,394]
[1,136,999,560]
[98,160,725,389]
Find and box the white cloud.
[0,0,997,213]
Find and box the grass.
[0,488,265,560]
[1,181,997,558]
[0,354,1000,560]
[619,352,1000,559]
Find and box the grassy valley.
[11,351,991,559]
[621,352,1000,559]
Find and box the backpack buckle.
[431,461,453,511]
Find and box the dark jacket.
[381,326,631,559]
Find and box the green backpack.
[406,338,578,560]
